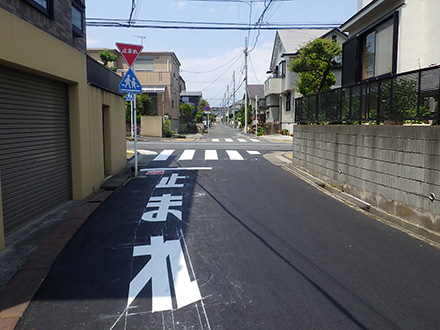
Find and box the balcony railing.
[86,55,122,95]
[295,65,440,124]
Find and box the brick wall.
[292,125,440,232]
[0,0,85,52]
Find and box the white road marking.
[140,167,212,172]
[205,150,218,160]
[250,138,260,143]
[179,149,196,161]
[225,138,233,142]
[226,150,244,160]
[237,138,247,143]
[212,139,220,142]
[153,149,175,161]
[247,150,260,155]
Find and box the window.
[279,61,286,78]
[26,0,53,17]
[286,92,291,111]
[136,57,154,70]
[342,13,397,86]
[361,17,395,79]
[72,0,85,37]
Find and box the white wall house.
[264,28,347,133]
[341,0,440,85]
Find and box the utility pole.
[244,37,248,134]
[232,71,236,128]
[226,85,230,125]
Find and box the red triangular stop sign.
[116,43,144,67]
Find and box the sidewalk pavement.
[0,168,132,330]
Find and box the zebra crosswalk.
[152,149,261,162]
[202,138,260,143]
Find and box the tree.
[99,50,118,72]
[195,99,210,123]
[289,38,342,96]
[180,103,195,123]
[137,93,153,116]
[125,93,153,124]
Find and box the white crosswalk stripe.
[226,150,244,160]
[178,149,196,161]
[249,138,260,143]
[212,139,220,142]
[205,150,218,160]
[237,139,247,143]
[225,138,233,143]
[152,149,261,162]
[153,149,175,161]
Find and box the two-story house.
[0,1,126,251]
[246,85,266,122]
[88,50,184,132]
[264,28,347,133]
[341,0,439,85]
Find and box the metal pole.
[244,38,248,134]
[130,99,134,138]
[133,64,138,177]
[233,71,235,128]
[255,94,258,138]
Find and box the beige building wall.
[141,116,163,137]
[0,8,126,250]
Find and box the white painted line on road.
[140,167,212,172]
[212,139,220,142]
[153,149,175,161]
[179,149,196,161]
[237,138,247,143]
[226,150,244,160]
[247,150,260,155]
[225,138,233,142]
[250,138,260,143]
[205,150,218,160]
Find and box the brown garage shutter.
[0,65,71,235]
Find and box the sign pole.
[116,42,144,177]
[131,100,134,138]
[133,64,138,177]
[255,94,258,138]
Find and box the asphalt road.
[16,124,440,329]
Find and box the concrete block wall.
[292,125,440,232]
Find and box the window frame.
[25,0,54,18]
[358,12,399,81]
[72,0,85,37]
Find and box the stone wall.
[292,125,440,232]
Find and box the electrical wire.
[181,50,243,74]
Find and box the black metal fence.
[295,65,440,123]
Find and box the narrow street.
[15,124,440,329]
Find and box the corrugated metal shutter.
[0,65,71,235]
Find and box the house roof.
[269,28,333,70]
[247,85,264,99]
[277,29,332,53]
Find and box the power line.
[86,18,340,30]
[181,50,243,74]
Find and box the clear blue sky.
[85,0,358,106]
